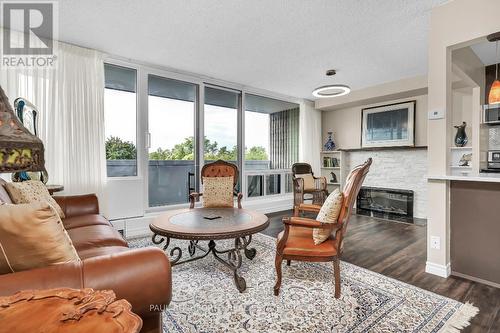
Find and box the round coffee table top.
[150,208,269,240]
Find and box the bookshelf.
[320,150,346,191]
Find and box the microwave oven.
[483,104,500,124]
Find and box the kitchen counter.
[428,173,500,183]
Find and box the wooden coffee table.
[150,207,269,292]
[0,288,141,333]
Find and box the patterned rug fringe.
[439,302,479,332]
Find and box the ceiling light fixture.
[487,32,500,105]
[312,69,351,98]
[312,85,351,98]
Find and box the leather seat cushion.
[277,226,338,257]
[63,214,111,230]
[77,246,129,260]
[68,225,127,250]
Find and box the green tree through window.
[105,136,137,160]
[106,136,268,161]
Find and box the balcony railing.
[107,160,292,207]
[244,168,293,198]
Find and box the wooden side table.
[0,288,142,333]
[46,184,64,195]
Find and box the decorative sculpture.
[459,153,472,167]
[330,172,338,183]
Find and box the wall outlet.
[430,236,441,250]
[428,109,445,120]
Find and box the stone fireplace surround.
[345,148,427,219]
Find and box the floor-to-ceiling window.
[204,86,241,184]
[148,75,197,207]
[104,62,300,212]
[104,64,138,177]
[244,94,299,198]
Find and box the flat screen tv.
[361,101,415,148]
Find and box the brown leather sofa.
[0,179,171,333]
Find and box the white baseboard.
[425,261,451,278]
[111,196,293,240]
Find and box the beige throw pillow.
[296,174,315,191]
[202,176,234,208]
[0,202,80,274]
[313,189,344,245]
[5,180,65,218]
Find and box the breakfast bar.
[428,174,500,287]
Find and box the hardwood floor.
[261,211,500,333]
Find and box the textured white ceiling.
[58,0,447,99]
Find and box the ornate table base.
[152,234,256,292]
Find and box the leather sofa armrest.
[0,261,84,297]
[82,247,172,317]
[53,194,99,218]
[0,248,172,319]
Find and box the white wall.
[321,94,428,149]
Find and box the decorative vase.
[324,131,336,151]
[454,122,468,147]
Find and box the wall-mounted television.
[361,101,416,148]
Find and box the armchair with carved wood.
[274,158,372,298]
[292,163,328,215]
[189,160,243,209]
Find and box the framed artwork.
[361,100,416,148]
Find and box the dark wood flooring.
[261,211,500,333]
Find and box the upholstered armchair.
[292,163,328,215]
[189,160,243,208]
[274,158,372,298]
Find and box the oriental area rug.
[129,233,477,333]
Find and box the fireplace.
[356,186,414,223]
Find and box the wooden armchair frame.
[292,163,328,214]
[274,158,372,298]
[189,160,243,209]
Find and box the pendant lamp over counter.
[487,32,500,105]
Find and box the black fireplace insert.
[356,186,414,223]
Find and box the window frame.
[104,61,141,180]
[147,73,199,208]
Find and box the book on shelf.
[323,157,339,167]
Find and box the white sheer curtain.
[0,29,106,196]
[299,101,322,175]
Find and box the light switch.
[428,109,444,120]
